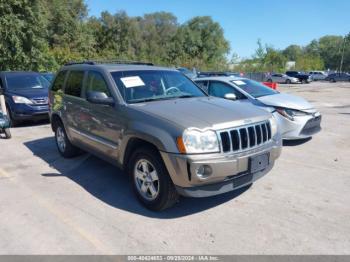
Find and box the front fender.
[118,121,181,165]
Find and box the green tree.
[264,46,287,72]
[283,45,303,61]
[42,0,95,57]
[174,16,230,69]
[0,0,48,71]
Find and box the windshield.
[41,73,55,83]
[6,73,50,90]
[230,79,278,98]
[111,70,206,103]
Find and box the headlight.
[276,108,308,121]
[177,129,219,154]
[269,116,278,137]
[12,96,33,104]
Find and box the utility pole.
[339,36,346,73]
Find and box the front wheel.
[285,79,291,84]
[128,147,179,211]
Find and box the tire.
[301,79,307,84]
[267,79,273,83]
[285,79,291,84]
[55,121,81,158]
[4,128,11,139]
[6,107,19,127]
[330,78,336,83]
[128,146,179,211]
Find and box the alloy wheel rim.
[134,159,160,201]
[56,127,66,153]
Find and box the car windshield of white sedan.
[230,79,278,98]
[112,70,206,103]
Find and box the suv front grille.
[31,97,48,105]
[219,121,272,153]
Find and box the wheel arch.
[51,113,63,132]
[122,137,162,170]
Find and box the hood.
[130,96,271,130]
[257,93,313,110]
[6,88,48,99]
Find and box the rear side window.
[51,71,66,92]
[86,71,111,97]
[65,71,84,97]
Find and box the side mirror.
[224,93,237,100]
[86,91,115,106]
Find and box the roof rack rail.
[64,60,154,66]
[64,61,96,66]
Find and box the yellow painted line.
[0,168,11,178]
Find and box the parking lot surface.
[0,81,349,254]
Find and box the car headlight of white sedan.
[177,128,220,154]
[276,107,308,121]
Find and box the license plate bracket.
[249,153,270,173]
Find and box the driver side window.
[208,81,246,99]
[86,71,111,97]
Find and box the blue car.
[0,71,50,125]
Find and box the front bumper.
[11,104,49,120]
[274,111,321,140]
[160,138,282,197]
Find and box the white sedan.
[195,76,322,140]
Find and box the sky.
[85,0,350,58]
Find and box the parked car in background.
[0,71,50,126]
[195,76,321,140]
[197,71,241,78]
[309,71,327,81]
[49,61,282,211]
[41,72,55,83]
[325,72,350,82]
[285,71,312,83]
[266,73,298,84]
[176,67,197,79]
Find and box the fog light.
[195,164,213,179]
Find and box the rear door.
[63,70,86,142]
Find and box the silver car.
[309,71,327,81]
[195,76,321,140]
[266,73,299,84]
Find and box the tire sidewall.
[129,148,173,210]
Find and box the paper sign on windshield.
[232,80,246,85]
[121,76,145,88]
